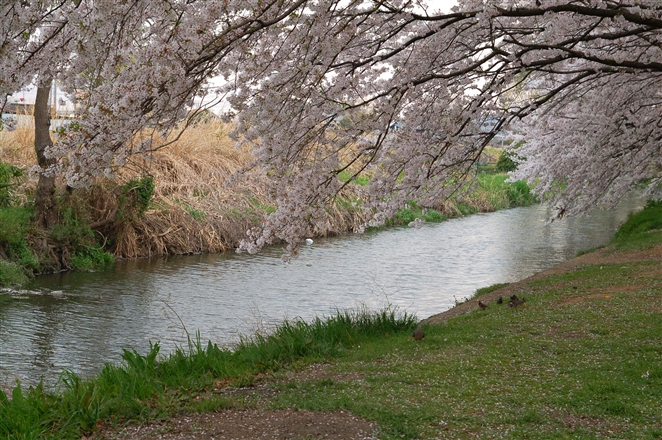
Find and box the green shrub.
[7,240,39,271]
[120,176,155,216]
[0,162,24,208]
[50,208,96,250]
[386,202,447,227]
[496,145,525,173]
[51,208,114,271]
[0,259,29,286]
[71,247,114,271]
[507,179,537,206]
[0,206,38,281]
[0,206,32,245]
[476,174,537,209]
[393,207,417,225]
[423,209,445,222]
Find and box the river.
[0,198,644,388]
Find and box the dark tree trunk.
[34,78,58,229]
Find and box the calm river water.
[0,198,644,387]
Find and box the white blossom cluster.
[1,0,661,251]
[226,0,662,250]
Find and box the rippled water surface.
[0,199,643,387]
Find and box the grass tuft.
[470,282,510,299]
[613,199,662,250]
[0,307,415,438]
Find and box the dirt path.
[101,409,377,440]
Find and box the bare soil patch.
[100,409,376,440]
[557,293,616,306]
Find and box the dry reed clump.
[1,117,373,259]
[104,122,270,258]
[0,117,37,204]
[312,190,373,238]
[0,115,37,167]
[109,122,375,258]
[430,199,466,217]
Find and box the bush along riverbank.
[0,121,536,286]
[1,201,661,439]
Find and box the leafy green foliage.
[50,208,95,251]
[50,208,114,271]
[386,201,446,227]
[0,162,24,208]
[120,176,155,216]
[492,142,526,174]
[495,149,522,172]
[0,206,31,245]
[506,179,536,205]
[0,259,28,286]
[71,247,114,271]
[477,173,538,208]
[0,206,37,284]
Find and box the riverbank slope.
[2,202,660,439]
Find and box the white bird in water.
[305,238,314,245]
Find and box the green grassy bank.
[1,201,661,439]
[384,173,537,227]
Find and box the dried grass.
[0,118,37,166]
[1,118,371,259]
[107,121,382,257]
[0,118,37,205]
[102,122,270,258]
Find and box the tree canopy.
[1,0,660,254]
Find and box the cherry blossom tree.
[222,0,662,254]
[1,0,304,226]
[1,0,660,254]
[2,1,75,227]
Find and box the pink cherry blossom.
[1,1,660,253]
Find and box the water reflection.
[0,198,643,387]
